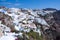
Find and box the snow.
[15,25,19,31]
[4,27,11,32]
[9,8,20,13]
[30,11,38,17]
[0,36,15,40]
[0,24,10,32]
[23,28,30,32]
[4,32,15,36]
[0,9,6,13]
[35,18,49,26]
[28,15,34,19]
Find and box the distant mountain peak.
[42,8,57,11]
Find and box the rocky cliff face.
[42,9,60,40]
[0,12,15,32]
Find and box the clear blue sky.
[0,0,60,9]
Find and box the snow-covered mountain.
[0,7,57,40]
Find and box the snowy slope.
[0,7,55,40]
